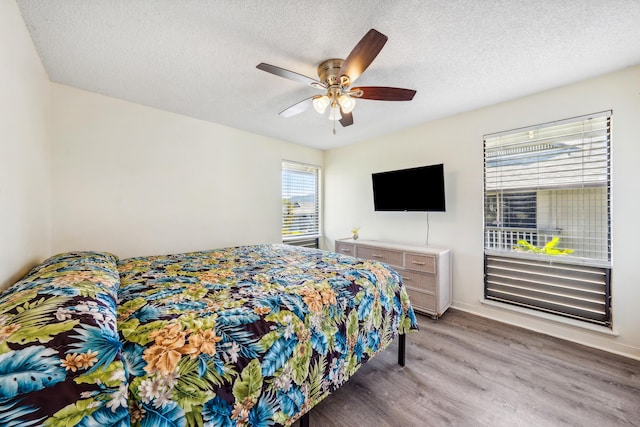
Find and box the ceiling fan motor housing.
[317,59,348,87]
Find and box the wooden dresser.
[335,239,451,318]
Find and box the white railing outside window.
[485,227,546,251]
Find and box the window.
[282,161,321,247]
[483,111,612,326]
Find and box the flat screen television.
[372,164,446,212]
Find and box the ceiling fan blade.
[279,96,314,118]
[257,63,326,89]
[354,86,416,101]
[339,109,353,127]
[339,29,388,84]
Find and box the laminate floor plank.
[302,309,640,426]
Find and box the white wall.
[324,66,640,359]
[0,0,51,289]
[51,85,322,259]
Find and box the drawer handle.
[401,276,411,281]
[371,253,383,258]
[411,261,426,266]
[342,248,351,253]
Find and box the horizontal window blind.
[484,111,611,263]
[485,112,610,192]
[282,161,320,242]
[483,111,612,326]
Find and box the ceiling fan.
[257,29,416,131]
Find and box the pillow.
[0,251,129,426]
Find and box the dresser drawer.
[335,241,356,256]
[405,253,436,273]
[398,269,436,293]
[334,239,450,318]
[406,288,435,313]
[357,245,403,267]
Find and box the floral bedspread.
[0,251,129,426]
[116,244,417,427]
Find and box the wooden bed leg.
[300,412,310,427]
[398,333,406,366]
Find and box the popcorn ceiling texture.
[16,0,640,149]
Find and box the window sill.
[481,298,619,337]
[282,234,322,242]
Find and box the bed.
[0,244,417,426]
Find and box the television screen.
[372,164,446,212]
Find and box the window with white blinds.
[483,111,612,326]
[282,161,321,243]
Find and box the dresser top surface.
[336,238,449,255]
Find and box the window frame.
[483,111,612,327]
[281,161,321,246]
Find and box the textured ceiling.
[16,0,640,150]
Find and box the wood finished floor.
[300,309,640,427]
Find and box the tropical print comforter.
[116,244,417,427]
[0,251,129,427]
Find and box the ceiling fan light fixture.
[328,105,342,121]
[312,95,330,114]
[337,94,356,113]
